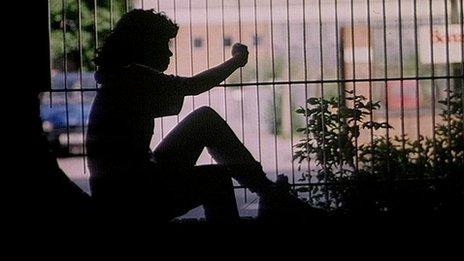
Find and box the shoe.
[257,174,327,223]
[226,161,274,194]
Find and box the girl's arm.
[183,43,248,96]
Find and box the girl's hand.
[231,43,249,67]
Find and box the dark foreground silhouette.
[26,89,92,217]
[19,1,92,222]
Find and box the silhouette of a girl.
[87,9,321,223]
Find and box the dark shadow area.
[17,1,93,225]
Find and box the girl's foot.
[226,161,274,194]
[257,175,327,223]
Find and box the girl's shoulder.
[124,63,162,75]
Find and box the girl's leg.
[191,165,240,223]
[155,106,323,221]
[154,106,264,221]
[160,164,239,223]
[154,106,274,194]
[154,106,257,167]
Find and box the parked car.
[40,72,96,156]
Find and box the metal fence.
[44,0,463,211]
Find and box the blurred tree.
[50,0,126,72]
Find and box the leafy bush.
[294,90,464,216]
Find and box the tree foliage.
[50,0,126,71]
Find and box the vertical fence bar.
[429,0,437,167]
[382,0,390,174]
[318,0,330,207]
[158,1,164,139]
[61,0,71,153]
[237,0,247,202]
[205,0,211,109]
[334,0,343,202]
[159,0,165,139]
[303,0,313,204]
[48,0,53,106]
[77,0,87,171]
[270,0,279,178]
[350,0,359,173]
[398,0,406,150]
[286,0,295,185]
[110,0,114,29]
[238,0,245,138]
[253,0,262,164]
[461,0,464,110]
[173,0,180,125]
[221,0,228,122]
[94,0,99,90]
[367,0,375,175]
[413,0,422,170]
[444,0,452,158]
[205,0,213,164]
[189,0,195,110]
[238,0,245,150]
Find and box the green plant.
[294,89,464,216]
[50,0,125,71]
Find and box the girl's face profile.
[147,40,173,72]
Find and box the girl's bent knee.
[193,106,221,118]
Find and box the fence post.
[451,0,462,94]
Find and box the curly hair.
[94,9,178,75]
